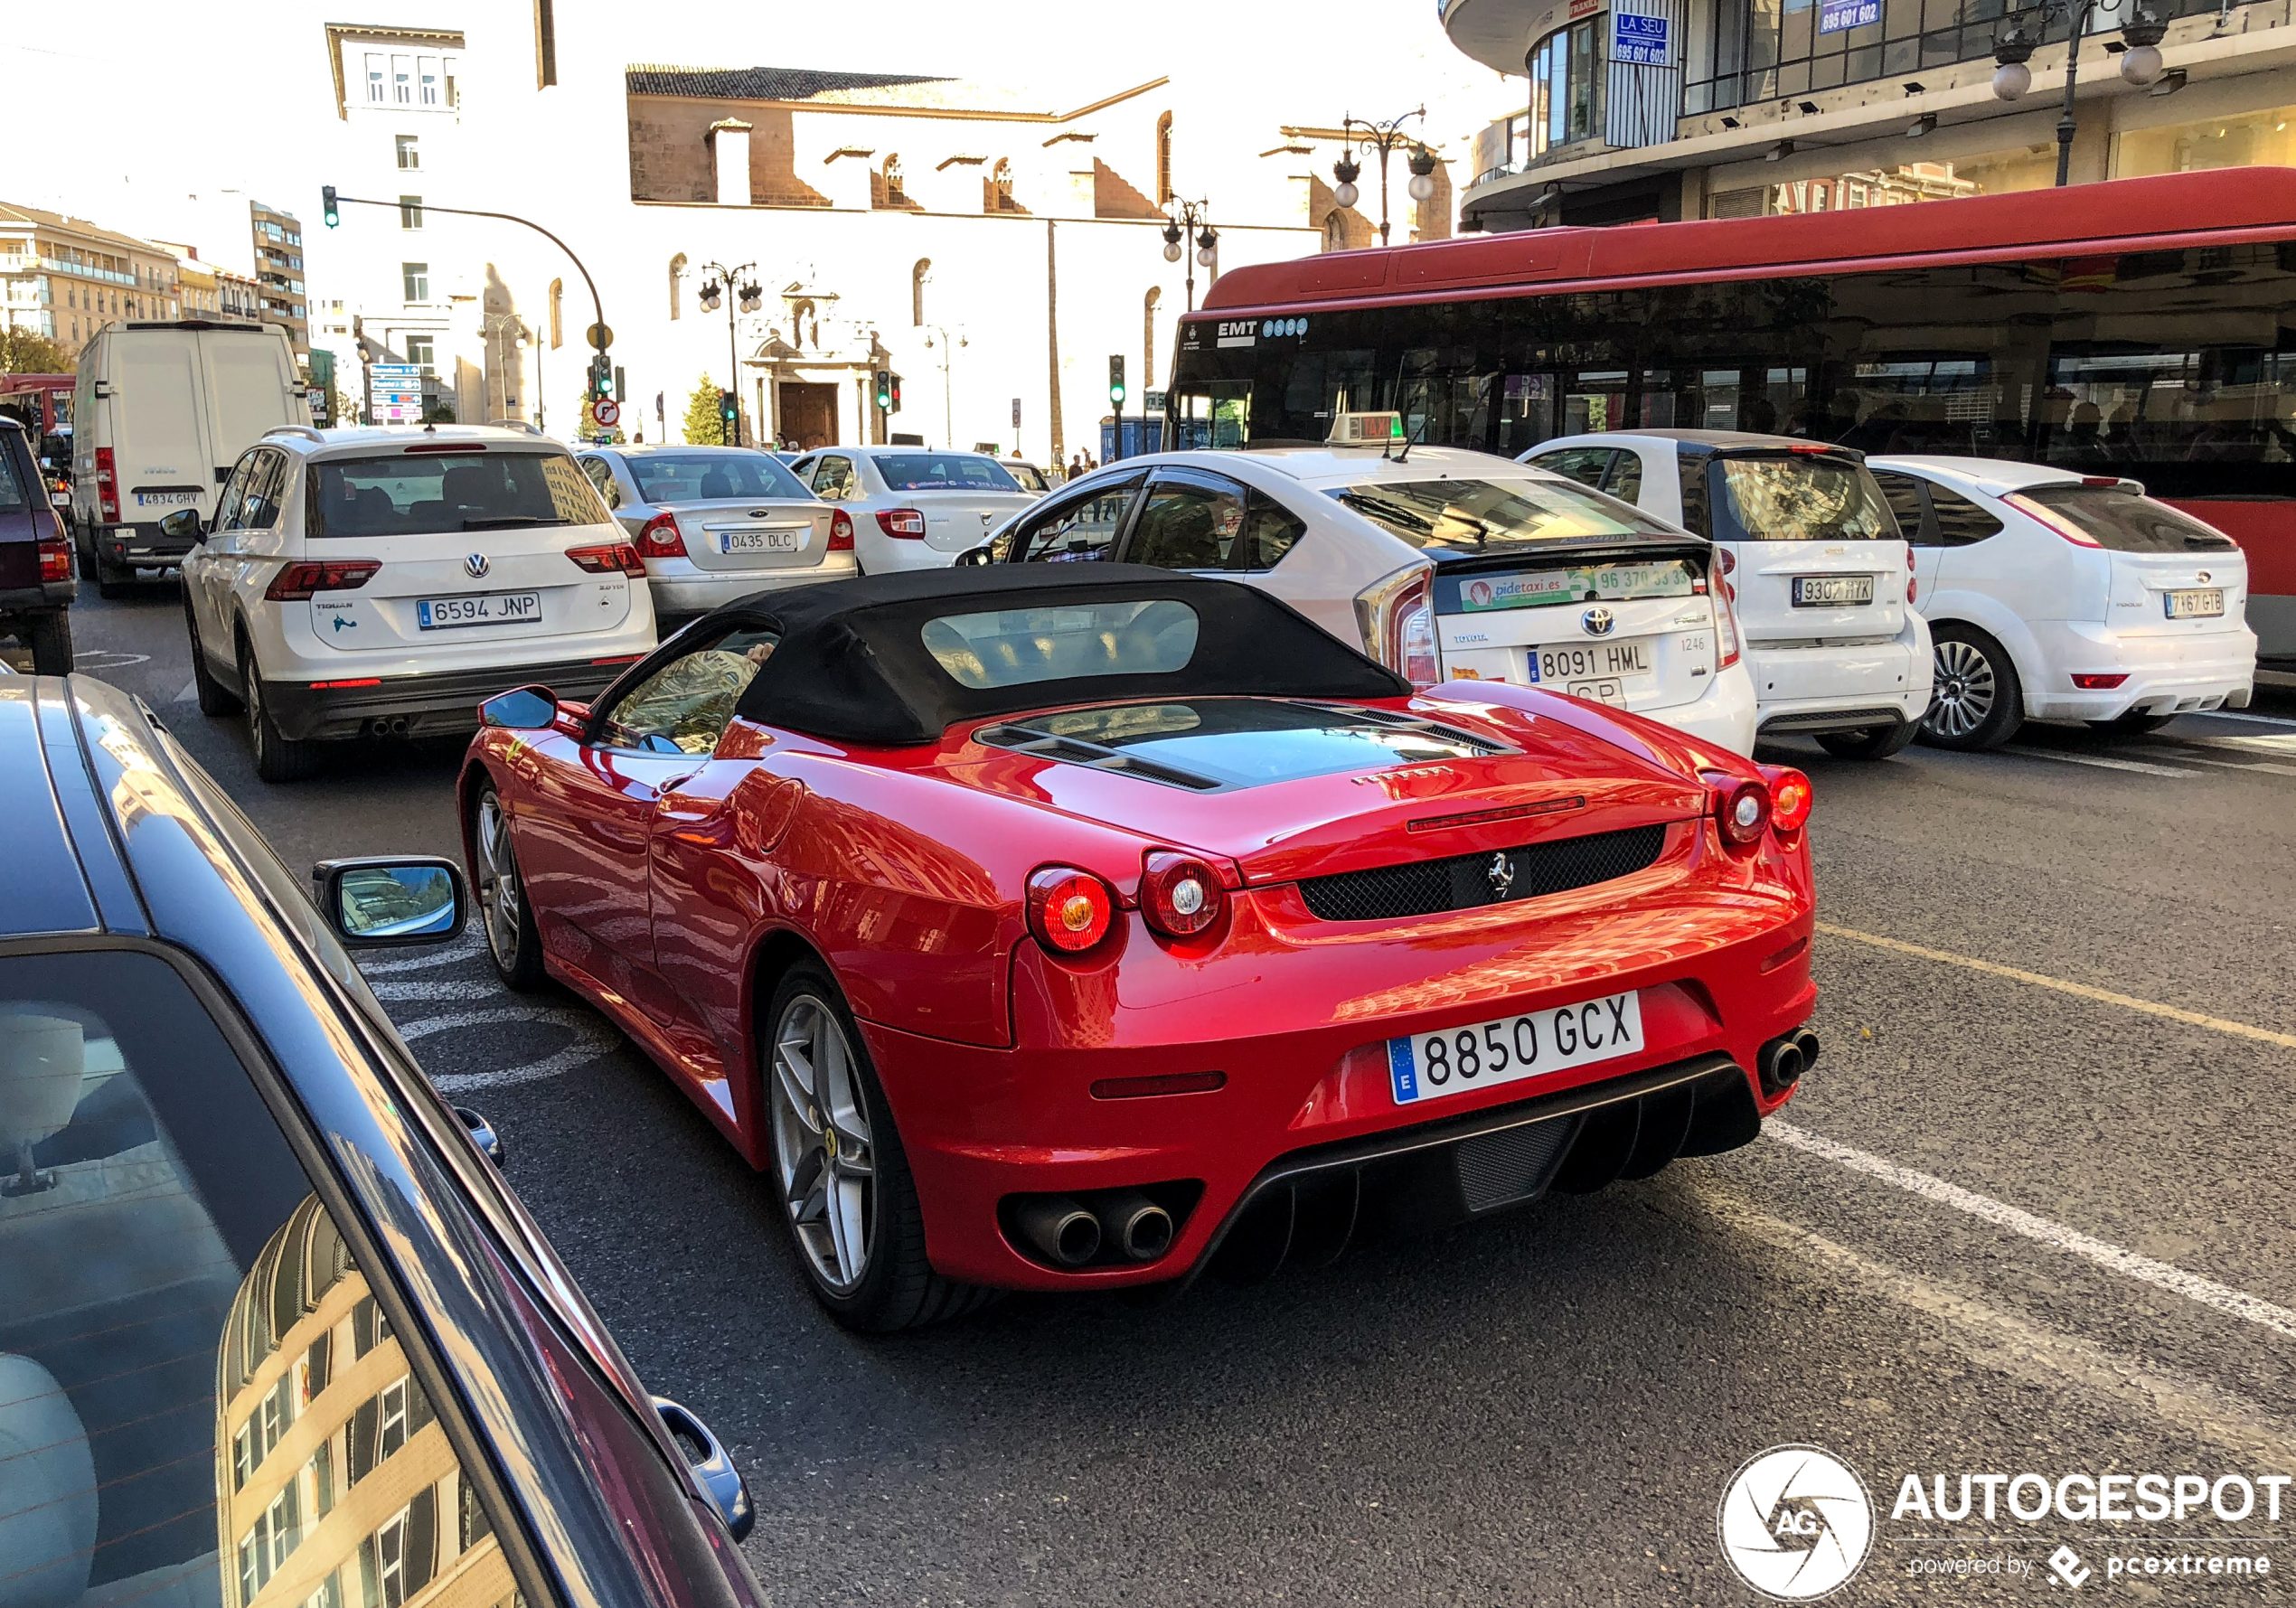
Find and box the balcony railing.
[0,253,138,287]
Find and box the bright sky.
[5,0,1515,267]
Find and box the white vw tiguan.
[174,425,657,780]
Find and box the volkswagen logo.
[1484,851,1515,898]
[1581,607,1616,637]
[464,553,491,579]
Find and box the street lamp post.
[922,324,967,449]
[1329,108,1436,247]
[1990,1,2169,186]
[697,261,761,445]
[1160,199,1219,313]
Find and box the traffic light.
[718,389,739,445]
[1108,354,1126,408]
[588,355,612,400]
[322,186,340,229]
[889,373,903,413]
[873,369,891,411]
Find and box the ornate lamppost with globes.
[1990,0,2174,186]
[1161,200,1219,313]
[696,261,761,445]
[1329,108,1439,248]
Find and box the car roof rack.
[264,425,326,443]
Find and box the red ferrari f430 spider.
[459,565,1817,1331]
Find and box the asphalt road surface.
[39,583,2296,1604]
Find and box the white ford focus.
[174,424,657,780]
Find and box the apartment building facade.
[0,202,183,358]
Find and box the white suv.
[1523,431,1934,759]
[174,425,657,780]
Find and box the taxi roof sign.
[1327,411,1405,447]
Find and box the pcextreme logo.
[1718,1444,1877,1600]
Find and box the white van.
[1522,431,1934,758]
[71,322,309,597]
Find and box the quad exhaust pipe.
[1010,1189,1178,1267]
[1757,1028,1821,1095]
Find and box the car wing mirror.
[553,700,592,738]
[954,545,991,568]
[312,856,466,947]
[478,685,559,729]
[654,1397,754,1541]
[158,507,204,541]
[453,1105,504,1167]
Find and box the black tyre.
[240,639,323,782]
[184,594,240,715]
[92,550,132,600]
[2091,710,2175,736]
[471,784,548,992]
[24,610,74,675]
[1815,720,1916,760]
[763,964,994,1332]
[1918,625,2023,752]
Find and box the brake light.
[828,509,855,551]
[568,542,646,575]
[2072,672,2129,690]
[1768,767,1813,834]
[1713,553,1743,671]
[1906,544,1917,605]
[2079,475,2119,487]
[876,508,927,539]
[403,442,485,455]
[36,537,72,583]
[1140,851,1225,939]
[94,447,118,523]
[2005,492,2102,548]
[265,560,381,601]
[1714,777,1772,847]
[635,512,685,559]
[1026,866,1115,954]
[1786,443,1833,455]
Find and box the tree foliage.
[683,373,729,446]
[0,328,71,375]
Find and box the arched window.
[911,259,931,327]
[991,158,1015,212]
[548,277,563,347]
[1142,287,1162,390]
[668,253,686,320]
[882,154,907,206]
[1155,111,1173,205]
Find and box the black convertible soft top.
[667,564,1410,747]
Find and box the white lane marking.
[397,1004,625,1093]
[369,978,497,1001]
[2130,748,2296,778]
[174,679,198,703]
[72,649,149,668]
[359,933,486,973]
[2000,745,2195,776]
[1685,1182,2296,1463]
[1770,1123,2296,1340]
[1816,921,2296,1051]
[2194,710,2296,729]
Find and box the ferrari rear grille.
[1296,823,1668,922]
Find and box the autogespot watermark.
[1719,1451,2284,1594]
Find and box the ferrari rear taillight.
[828,509,855,551]
[877,508,927,539]
[36,536,72,583]
[1027,867,1115,954]
[568,542,646,575]
[635,512,686,559]
[94,447,118,523]
[265,560,381,601]
[1140,851,1225,939]
[1715,777,1772,848]
[1767,767,1813,835]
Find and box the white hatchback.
[962,430,1760,757]
[1868,456,2257,748]
[174,424,656,781]
[1523,431,1934,759]
[786,445,1037,574]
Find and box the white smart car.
[173,424,657,781]
[1522,431,1934,759]
[961,420,1760,757]
[1867,456,2257,748]
[785,445,1038,574]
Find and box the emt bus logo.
[1719,1445,1876,1601]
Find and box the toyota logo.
[464,553,491,579]
[1581,607,1616,637]
[1485,851,1516,898]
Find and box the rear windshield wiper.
[460,515,567,530]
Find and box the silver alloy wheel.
[1924,638,1997,740]
[242,657,267,760]
[770,994,876,1293]
[474,793,523,967]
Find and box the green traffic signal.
[1108,353,1126,407]
[322,185,340,229]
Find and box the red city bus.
[1166,168,2296,667]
